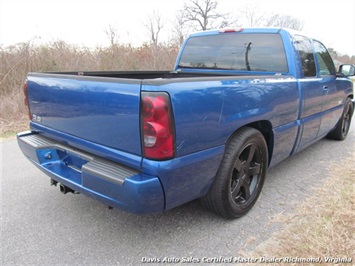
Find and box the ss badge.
[32,114,42,122]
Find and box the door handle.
[323,86,329,95]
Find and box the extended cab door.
[294,35,323,149]
[313,40,344,136]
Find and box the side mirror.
[339,64,355,77]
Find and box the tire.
[201,127,268,219]
[327,98,354,140]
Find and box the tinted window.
[313,40,335,76]
[179,33,288,73]
[294,35,316,77]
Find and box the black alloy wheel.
[327,98,354,140]
[201,127,268,219]
[230,143,263,207]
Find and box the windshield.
[178,33,288,73]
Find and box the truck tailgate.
[26,73,142,155]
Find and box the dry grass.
[0,89,29,135]
[245,157,355,264]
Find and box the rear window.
[178,33,288,73]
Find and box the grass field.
[245,157,354,264]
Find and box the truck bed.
[27,71,297,164]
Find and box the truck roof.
[188,27,303,38]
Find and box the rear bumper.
[17,131,164,214]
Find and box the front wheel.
[327,98,354,140]
[201,127,268,219]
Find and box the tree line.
[143,0,305,46]
[141,0,354,63]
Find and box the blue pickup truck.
[18,28,354,219]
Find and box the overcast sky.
[1,0,354,55]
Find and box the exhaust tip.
[59,184,75,194]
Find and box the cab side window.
[294,35,316,77]
[313,40,336,76]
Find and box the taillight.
[141,92,175,160]
[23,80,31,119]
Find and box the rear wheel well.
[227,121,274,166]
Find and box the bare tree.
[238,4,267,27]
[104,24,120,60]
[172,10,191,45]
[181,0,235,31]
[143,10,165,46]
[105,24,120,47]
[236,4,304,31]
[267,14,304,31]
